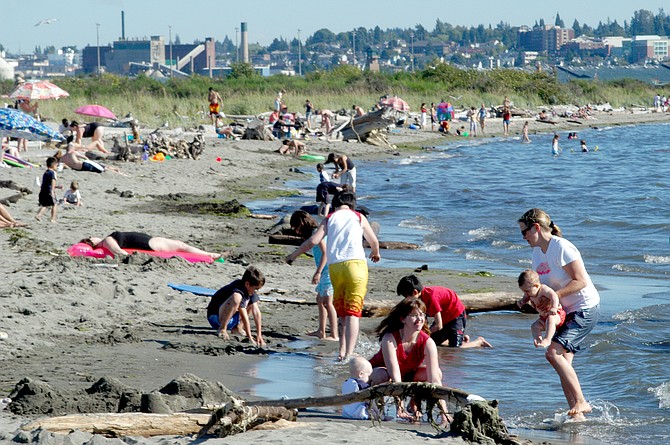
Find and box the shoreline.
[1,108,667,444]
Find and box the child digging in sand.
[517,269,566,348]
[35,156,61,223]
[290,210,339,341]
[207,266,266,347]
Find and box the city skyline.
[1,0,669,54]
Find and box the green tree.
[630,9,656,35]
[228,62,258,79]
[555,13,565,28]
[268,38,288,52]
[572,19,582,37]
[309,28,336,44]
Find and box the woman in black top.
[70,121,109,153]
[82,231,221,259]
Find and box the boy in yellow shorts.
[286,192,380,360]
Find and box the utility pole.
[169,26,173,77]
[95,23,101,75]
[235,27,239,62]
[352,30,356,66]
[297,29,302,76]
[410,32,415,73]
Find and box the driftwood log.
[0,180,31,194]
[338,108,395,142]
[252,381,470,409]
[23,405,297,438]
[203,382,521,444]
[269,234,419,250]
[112,132,206,161]
[363,292,520,317]
[199,398,297,437]
[22,412,211,436]
[243,120,274,141]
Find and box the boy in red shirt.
[396,275,492,348]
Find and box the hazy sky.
[1,0,668,53]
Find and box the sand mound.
[7,373,239,416]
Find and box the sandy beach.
[1,108,667,444]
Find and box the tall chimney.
[241,22,249,63]
[121,11,125,40]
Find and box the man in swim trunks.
[208,87,223,125]
[57,143,125,175]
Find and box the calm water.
[247,122,670,444]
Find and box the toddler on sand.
[63,180,82,206]
[342,357,375,420]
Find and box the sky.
[0,0,668,54]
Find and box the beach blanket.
[68,243,214,264]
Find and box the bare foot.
[568,412,587,422]
[323,336,339,341]
[466,336,493,348]
[568,401,592,417]
[34,215,41,222]
[50,219,57,223]
[306,330,323,338]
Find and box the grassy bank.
[1,65,659,128]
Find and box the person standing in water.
[518,208,600,420]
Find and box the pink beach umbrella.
[380,96,411,112]
[74,104,117,120]
[10,80,69,101]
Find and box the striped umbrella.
[9,80,69,101]
[380,96,411,112]
[0,107,64,141]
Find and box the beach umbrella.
[10,80,69,101]
[0,107,65,141]
[74,104,117,120]
[380,96,411,112]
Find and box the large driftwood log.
[203,383,519,444]
[363,292,521,317]
[22,413,211,436]
[338,108,395,142]
[201,382,468,438]
[24,405,297,438]
[250,381,471,409]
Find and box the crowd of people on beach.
[2,89,603,426]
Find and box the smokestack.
[121,11,125,40]
[241,22,249,63]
